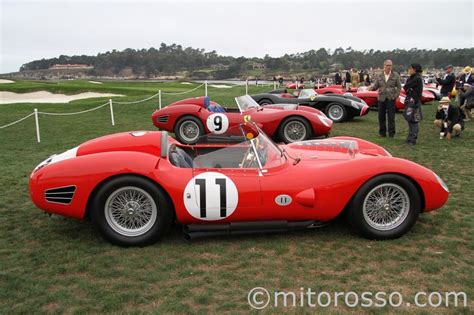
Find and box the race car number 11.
[183,172,238,220]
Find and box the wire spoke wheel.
[328,104,344,121]
[284,120,307,142]
[104,186,157,237]
[362,183,410,231]
[179,120,200,143]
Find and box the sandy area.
[0,79,15,84]
[0,91,124,104]
[209,84,233,89]
[88,81,103,84]
[180,82,193,85]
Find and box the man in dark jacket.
[369,60,402,138]
[435,97,464,139]
[334,72,342,85]
[458,66,473,106]
[459,83,474,120]
[436,65,456,97]
[403,63,424,145]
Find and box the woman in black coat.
[403,63,423,145]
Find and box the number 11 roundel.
[183,172,238,221]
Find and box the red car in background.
[315,85,435,110]
[152,95,333,144]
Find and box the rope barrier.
[38,102,109,116]
[0,112,35,129]
[113,91,161,104]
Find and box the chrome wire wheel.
[104,186,157,237]
[362,183,410,231]
[284,120,307,142]
[328,104,344,121]
[179,120,200,143]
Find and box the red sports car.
[315,85,435,110]
[29,123,449,246]
[152,95,333,144]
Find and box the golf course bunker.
[0,79,15,84]
[0,91,124,104]
[209,84,233,89]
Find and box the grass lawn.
[0,80,472,313]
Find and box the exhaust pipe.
[184,220,319,240]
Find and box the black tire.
[258,98,273,105]
[91,175,173,247]
[174,115,204,144]
[346,174,421,240]
[278,116,311,143]
[325,102,347,122]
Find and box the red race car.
[152,95,333,144]
[29,123,449,246]
[316,85,435,110]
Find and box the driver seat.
[169,144,194,168]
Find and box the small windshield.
[298,89,317,99]
[235,95,262,113]
[190,123,284,170]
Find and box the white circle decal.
[183,172,238,221]
[206,113,229,134]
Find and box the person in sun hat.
[458,66,473,106]
[434,97,464,139]
[436,65,456,97]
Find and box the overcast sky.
[1,0,473,73]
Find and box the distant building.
[49,64,94,70]
[251,62,266,70]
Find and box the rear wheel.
[91,176,173,247]
[278,116,311,143]
[174,115,204,144]
[325,102,347,122]
[346,174,421,240]
[258,98,273,105]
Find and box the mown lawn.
[0,80,472,313]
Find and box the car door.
[183,141,262,222]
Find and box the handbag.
[403,96,422,123]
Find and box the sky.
[0,0,473,73]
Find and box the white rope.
[161,83,204,95]
[0,112,35,129]
[113,91,161,104]
[38,102,109,116]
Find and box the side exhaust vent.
[45,186,76,204]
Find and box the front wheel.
[325,103,347,122]
[278,116,311,143]
[91,176,173,247]
[258,98,273,105]
[174,115,204,144]
[346,174,421,240]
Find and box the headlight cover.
[33,147,78,172]
[434,172,449,192]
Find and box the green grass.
[0,80,472,313]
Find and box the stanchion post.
[245,80,248,95]
[109,99,115,126]
[34,108,41,143]
[205,80,208,97]
[159,90,162,109]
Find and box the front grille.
[157,115,169,123]
[45,186,76,204]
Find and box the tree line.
[20,43,474,78]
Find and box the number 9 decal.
[206,113,229,134]
[184,172,238,221]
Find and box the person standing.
[459,83,474,121]
[403,63,424,145]
[345,70,351,90]
[458,66,473,106]
[335,72,342,85]
[369,60,402,138]
[436,65,456,97]
[351,68,360,88]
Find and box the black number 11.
[195,178,227,218]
